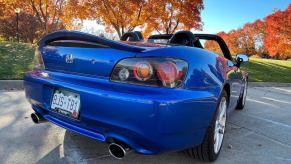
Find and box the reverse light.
[110,58,188,88]
[118,68,130,81]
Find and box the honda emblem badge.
[65,54,74,63]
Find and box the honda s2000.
[24,30,248,162]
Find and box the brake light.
[157,61,178,87]
[33,47,45,70]
[110,58,188,88]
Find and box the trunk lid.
[39,31,145,78]
[42,46,136,78]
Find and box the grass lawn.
[0,42,35,80]
[0,42,291,82]
[241,58,291,83]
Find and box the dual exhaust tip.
[31,113,47,124]
[31,113,130,159]
[108,142,131,159]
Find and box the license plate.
[51,89,80,119]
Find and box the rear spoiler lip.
[38,30,145,53]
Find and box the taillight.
[33,47,45,70]
[133,62,153,81]
[110,58,188,88]
[157,61,178,87]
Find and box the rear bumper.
[24,70,219,154]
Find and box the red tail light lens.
[110,58,188,88]
[157,61,178,87]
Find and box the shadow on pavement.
[62,130,202,164]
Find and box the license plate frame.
[50,89,81,120]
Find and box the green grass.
[241,58,291,83]
[0,42,35,80]
[0,42,291,82]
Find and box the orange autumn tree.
[0,0,41,42]
[0,12,40,43]
[82,0,204,38]
[0,0,13,35]
[264,5,291,59]
[237,20,267,56]
[249,20,267,56]
[82,0,153,38]
[24,0,69,34]
[144,0,204,36]
[8,0,68,33]
[204,31,241,55]
[0,0,81,42]
[1,0,204,41]
[208,20,266,57]
[224,30,243,55]
[209,5,290,59]
[204,40,222,55]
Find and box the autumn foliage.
[0,0,73,43]
[142,0,203,37]
[81,0,153,38]
[264,6,291,59]
[0,1,290,59]
[0,0,204,41]
[77,0,203,38]
[205,5,291,59]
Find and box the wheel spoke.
[215,133,219,152]
[219,105,225,120]
[214,96,227,154]
[218,133,223,150]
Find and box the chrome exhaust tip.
[31,113,47,124]
[108,142,130,159]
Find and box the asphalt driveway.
[0,87,291,164]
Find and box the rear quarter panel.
[139,46,225,90]
[138,46,237,112]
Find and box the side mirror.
[235,54,249,67]
[236,54,249,63]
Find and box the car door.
[194,34,243,111]
[226,60,243,110]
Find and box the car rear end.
[24,31,218,155]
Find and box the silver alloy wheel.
[242,82,247,106]
[214,96,227,154]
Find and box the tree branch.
[171,19,180,34]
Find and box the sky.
[198,0,291,34]
[81,0,291,35]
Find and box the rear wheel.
[186,90,228,162]
[236,80,248,110]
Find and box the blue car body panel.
[24,31,246,154]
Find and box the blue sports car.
[24,30,248,162]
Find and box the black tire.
[236,80,248,110]
[186,90,228,162]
